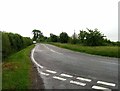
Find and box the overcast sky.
[0,0,119,41]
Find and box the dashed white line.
[42,44,50,50]
[92,86,111,91]
[53,76,66,81]
[42,44,63,55]
[60,73,73,78]
[50,49,63,55]
[76,77,92,82]
[46,70,57,74]
[50,49,56,52]
[97,81,116,87]
[39,71,50,76]
[70,80,86,86]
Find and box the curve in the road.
[31,44,117,90]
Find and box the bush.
[2,32,32,59]
[59,32,69,43]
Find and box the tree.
[32,29,43,41]
[78,30,87,43]
[78,28,105,46]
[59,32,69,43]
[86,28,105,46]
[50,33,58,42]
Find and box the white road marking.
[38,50,43,52]
[39,71,50,76]
[50,49,55,52]
[46,70,57,74]
[60,73,73,78]
[92,86,111,91]
[31,48,43,68]
[70,80,86,86]
[53,76,66,81]
[97,81,116,87]
[43,44,50,50]
[50,49,63,55]
[43,44,63,55]
[76,77,92,82]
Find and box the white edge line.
[60,73,73,78]
[97,81,116,87]
[92,86,111,91]
[31,47,43,69]
[76,77,92,82]
[53,76,66,81]
[70,80,86,86]
[46,70,57,74]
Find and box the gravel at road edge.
[29,61,45,90]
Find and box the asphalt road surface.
[31,43,119,90]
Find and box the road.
[31,43,118,90]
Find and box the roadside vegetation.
[32,28,119,58]
[2,31,32,60]
[2,31,34,89]
[49,43,119,58]
[2,45,35,89]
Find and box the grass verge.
[49,43,119,58]
[2,45,35,89]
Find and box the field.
[49,43,119,58]
[2,45,35,89]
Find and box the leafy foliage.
[32,29,43,41]
[2,32,32,59]
[59,32,69,43]
[50,33,59,42]
[78,28,105,46]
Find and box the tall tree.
[78,30,87,43]
[50,33,58,42]
[78,28,105,46]
[32,29,43,41]
[59,32,69,43]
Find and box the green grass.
[49,43,119,58]
[2,45,35,89]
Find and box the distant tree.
[32,29,43,41]
[86,28,105,46]
[59,32,69,43]
[78,30,87,43]
[78,28,105,46]
[50,33,58,42]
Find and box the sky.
[0,0,119,41]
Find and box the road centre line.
[53,76,66,81]
[43,44,63,55]
[76,77,92,82]
[42,44,50,50]
[46,70,57,74]
[70,80,86,86]
[60,73,73,78]
[97,81,116,87]
[92,85,111,91]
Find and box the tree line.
[2,31,32,59]
[32,28,119,46]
